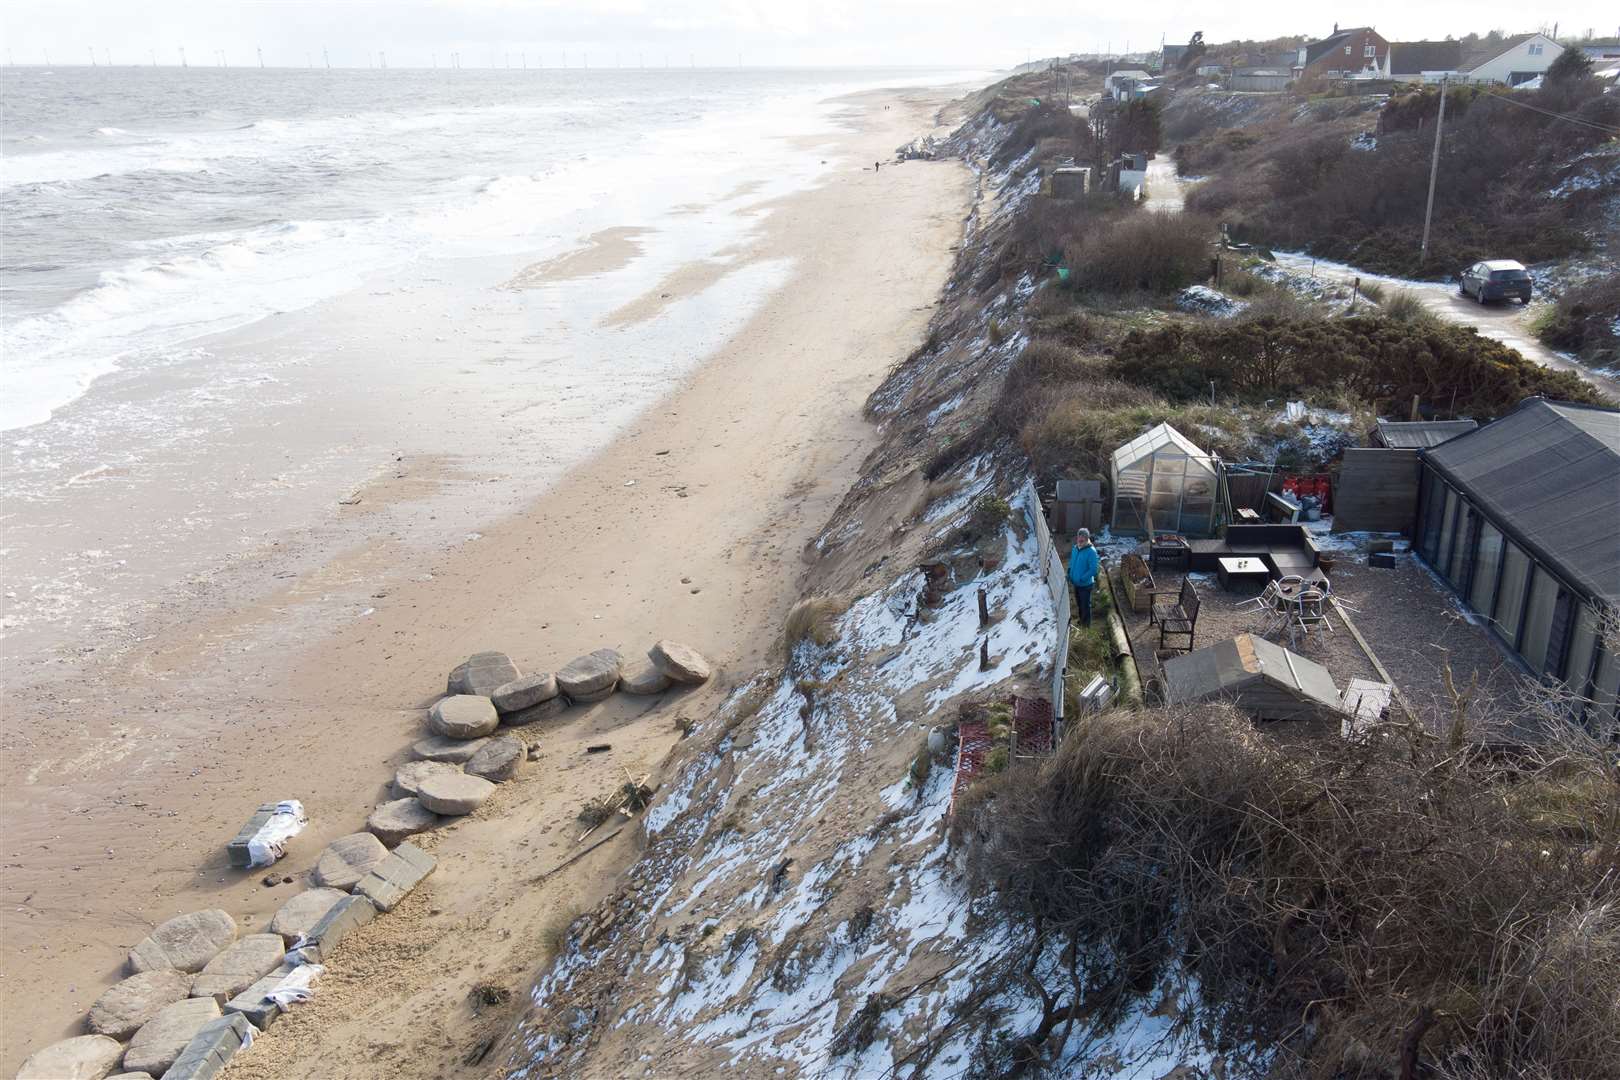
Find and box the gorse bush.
[1111,315,1597,416]
[953,705,1620,1076]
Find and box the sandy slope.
[0,87,972,1077]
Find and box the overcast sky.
[4,0,1617,69]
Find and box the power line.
[1473,86,1620,137]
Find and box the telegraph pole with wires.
[1419,77,1447,266]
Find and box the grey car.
[1459,259,1533,304]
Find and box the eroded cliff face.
[496,99,1229,1080]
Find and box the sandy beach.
[0,83,972,1077]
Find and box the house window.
[1364,45,1376,57]
[1469,521,1504,615]
[1344,45,1351,55]
[1528,43,1543,55]
[1494,540,1531,646]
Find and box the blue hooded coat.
[1068,543,1099,588]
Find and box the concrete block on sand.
[127,910,237,975]
[14,1035,124,1080]
[311,831,389,891]
[160,1013,255,1080]
[267,888,346,945]
[222,962,297,1031]
[189,934,286,1003]
[500,696,567,726]
[300,894,378,964]
[392,759,463,799]
[353,842,437,913]
[428,695,499,739]
[416,771,495,815]
[464,736,524,782]
[491,672,558,714]
[367,798,442,846]
[556,648,621,699]
[122,998,220,1076]
[88,969,193,1038]
[224,803,277,869]
[411,734,489,763]
[618,659,672,695]
[650,640,712,684]
[447,651,520,696]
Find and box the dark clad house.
[1414,400,1620,734]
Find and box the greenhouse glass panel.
[1110,423,1221,537]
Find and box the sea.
[0,65,987,670]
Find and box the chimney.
[1333,22,1339,33]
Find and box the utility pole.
[1419,78,1448,265]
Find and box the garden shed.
[1414,399,1619,734]
[1110,422,1222,537]
[1164,634,1343,722]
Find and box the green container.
[1056,267,1071,282]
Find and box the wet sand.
[0,85,973,1076]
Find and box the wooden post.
[980,638,991,671]
[1410,394,1420,421]
[978,587,990,628]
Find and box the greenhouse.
[1414,399,1619,735]
[1110,423,1222,537]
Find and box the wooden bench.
[1150,577,1201,652]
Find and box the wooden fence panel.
[1333,448,1420,533]
[1023,479,1070,720]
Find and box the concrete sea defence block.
[122,998,221,1076]
[88,969,194,1039]
[410,735,490,762]
[158,1012,255,1080]
[556,649,621,698]
[353,842,437,913]
[14,1035,125,1080]
[427,695,499,739]
[267,888,346,945]
[415,771,495,815]
[311,831,389,891]
[367,798,442,846]
[297,894,378,964]
[490,672,558,714]
[127,910,238,975]
[447,651,520,696]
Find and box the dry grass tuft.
[783,595,847,653]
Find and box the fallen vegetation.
[955,704,1620,1077]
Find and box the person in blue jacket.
[1068,528,1100,628]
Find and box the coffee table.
[1217,556,1269,592]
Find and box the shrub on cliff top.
[953,704,1620,1075]
[1069,212,1213,296]
[1111,315,1598,417]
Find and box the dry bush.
[1537,274,1620,368]
[783,595,847,652]
[953,704,1620,1077]
[1070,211,1214,295]
[1380,288,1434,325]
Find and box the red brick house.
[1296,25,1390,82]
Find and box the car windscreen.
[1489,269,1530,280]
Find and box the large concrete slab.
[353,842,437,913]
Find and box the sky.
[3,0,1617,69]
